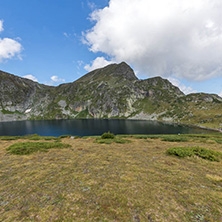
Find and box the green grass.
[0,134,59,141]
[161,135,189,142]
[167,146,222,161]
[58,135,81,139]
[118,134,189,141]
[119,133,222,144]
[6,142,71,155]
[1,109,23,115]
[95,138,131,144]
[95,133,131,144]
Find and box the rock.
[0,62,221,127]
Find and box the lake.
[0,119,213,137]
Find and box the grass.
[161,135,189,142]
[119,133,222,144]
[167,146,222,161]
[0,134,59,141]
[95,138,131,144]
[95,133,131,144]
[6,142,71,155]
[0,134,222,221]
[1,109,23,115]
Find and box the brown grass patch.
[0,136,222,221]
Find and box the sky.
[0,0,222,96]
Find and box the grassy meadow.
[0,133,222,221]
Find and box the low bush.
[167,146,222,161]
[101,132,115,139]
[6,142,71,155]
[162,135,189,142]
[167,147,194,157]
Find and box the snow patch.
[25,109,32,114]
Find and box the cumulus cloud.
[23,75,38,82]
[0,38,22,62]
[0,20,22,62]
[84,56,114,72]
[51,75,65,82]
[168,77,196,95]
[84,0,222,81]
[219,91,222,97]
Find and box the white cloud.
[84,56,114,72]
[168,77,196,95]
[0,38,22,62]
[51,75,65,82]
[84,0,222,81]
[0,20,22,62]
[63,32,69,38]
[219,91,222,97]
[23,75,38,82]
[0,20,3,32]
[87,1,97,11]
[44,76,66,86]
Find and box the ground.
[0,135,222,221]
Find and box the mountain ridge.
[0,62,222,130]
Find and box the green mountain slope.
[0,63,222,130]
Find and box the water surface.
[0,119,213,137]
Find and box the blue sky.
[0,0,222,96]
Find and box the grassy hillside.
[1,134,222,221]
[1,63,222,131]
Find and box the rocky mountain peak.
[105,62,138,80]
[76,62,138,83]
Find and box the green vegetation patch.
[161,135,189,142]
[6,142,71,155]
[101,132,115,139]
[118,134,159,139]
[1,109,23,115]
[95,132,131,144]
[58,135,81,139]
[0,134,59,141]
[167,146,222,161]
[119,134,189,141]
[95,138,131,144]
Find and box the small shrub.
[193,147,221,161]
[6,142,71,155]
[162,136,189,142]
[101,132,115,139]
[167,146,222,161]
[167,147,194,157]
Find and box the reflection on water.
[0,119,212,137]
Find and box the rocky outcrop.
[0,62,222,130]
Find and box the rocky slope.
[0,62,222,130]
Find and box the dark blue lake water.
[0,119,213,137]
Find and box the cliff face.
[0,62,222,130]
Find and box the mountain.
[0,62,222,130]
